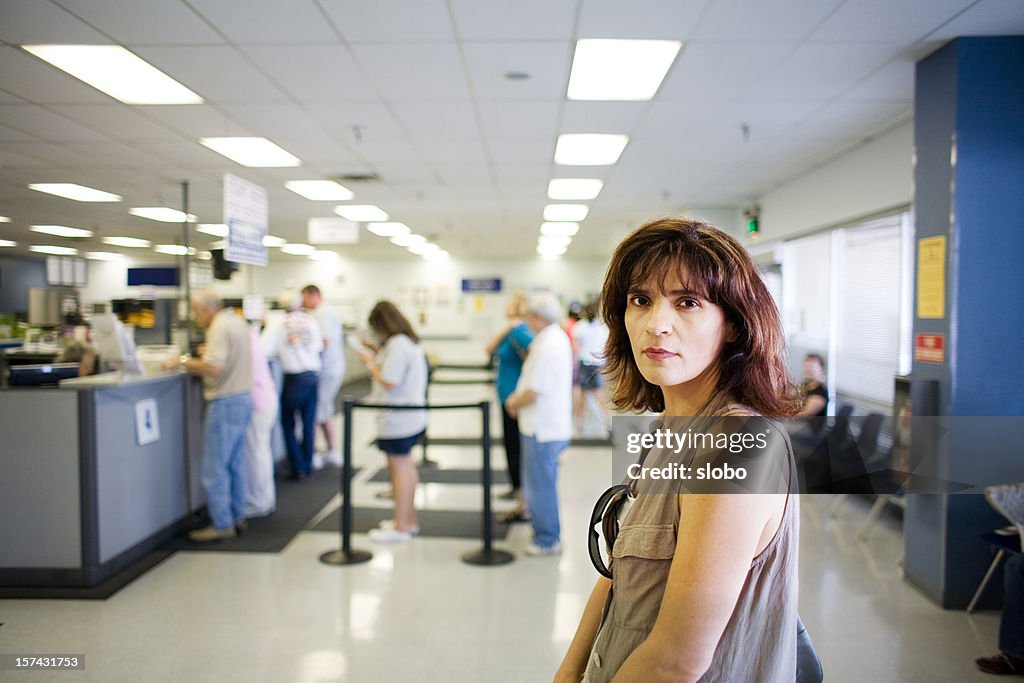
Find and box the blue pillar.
[904,37,1024,608]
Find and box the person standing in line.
[505,292,573,556]
[572,302,612,434]
[262,290,322,481]
[486,292,535,522]
[302,284,346,469]
[166,290,252,543]
[244,323,278,518]
[360,301,429,544]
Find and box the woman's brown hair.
[600,217,801,417]
[368,300,420,344]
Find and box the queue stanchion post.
[320,398,373,566]
[462,400,515,566]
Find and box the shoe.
[525,542,562,557]
[324,449,343,467]
[496,489,517,501]
[288,471,309,482]
[368,527,414,543]
[976,652,1024,675]
[188,524,237,543]
[311,453,325,471]
[234,519,248,535]
[377,519,420,535]
[497,510,531,524]
[375,489,394,500]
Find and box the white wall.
[750,121,914,243]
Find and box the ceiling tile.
[133,141,236,168]
[64,142,167,168]
[321,0,455,42]
[749,42,905,101]
[926,0,1024,40]
[577,0,710,39]
[417,139,487,165]
[350,43,470,101]
[52,0,225,44]
[812,0,975,43]
[136,105,252,139]
[477,101,560,140]
[450,0,577,40]
[560,102,650,134]
[658,41,796,102]
[50,105,187,142]
[306,102,407,141]
[188,0,338,44]
[133,46,290,103]
[0,105,113,142]
[0,142,95,166]
[462,42,571,101]
[391,101,480,140]
[693,0,845,42]
[0,0,110,43]
[839,60,915,102]
[241,45,379,102]
[486,137,555,165]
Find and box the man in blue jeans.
[978,486,1024,675]
[171,290,253,543]
[505,293,573,556]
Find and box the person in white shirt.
[505,292,573,556]
[572,303,612,433]
[301,284,346,469]
[262,290,323,480]
[359,301,429,544]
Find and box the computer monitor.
[90,314,143,374]
[9,363,80,387]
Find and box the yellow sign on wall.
[917,236,946,319]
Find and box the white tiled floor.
[0,384,1004,682]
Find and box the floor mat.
[367,467,510,486]
[163,468,358,554]
[311,506,511,540]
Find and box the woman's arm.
[611,493,782,683]
[796,394,826,417]
[555,577,611,683]
[485,325,512,356]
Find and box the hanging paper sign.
[223,173,268,266]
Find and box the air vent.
[332,173,380,183]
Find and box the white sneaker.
[525,542,562,557]
[368,527,414,543]
[324,449,343,467]
[311,453,325,471]
[377,519,420,535]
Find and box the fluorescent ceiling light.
[541,222,580,237]
[281,243,316,256]
[539,235,573,248]
[0,240,16,247]
[200,137,300,168]
[103,236,151,248]
[367,222,410,238]
[30,225,93,238]
[537,243,567,257]
[408,242,434,255]
[335,205,389,222]
[423,250,450,262]
[263,235,287,247]
[547,178,603,200]
[22,45,203,105]
[197,223,228,237]
[285,180,354,201]
[543,204,589,222]
[567,39,681,101]
[390,233,426,247]
[130,207,196,223]
[154,244,193,255]
[30,245,78,256]
[309,250,340,261]
[85,251,123,261]
[540,252,563,261]
[28,183,122,202]
[0,216,10,223]
[554,134,629,166]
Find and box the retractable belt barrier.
[319,398,515,567]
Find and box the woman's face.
[624,269,733,395]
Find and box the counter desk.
[0,371,204,588]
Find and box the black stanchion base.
[419,457,440,468]
[319,548,374,566]
[461,547,516,566]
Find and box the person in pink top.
[245,325,278,517]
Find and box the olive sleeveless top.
[582,405,799,683]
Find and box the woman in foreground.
[556,217,803,683]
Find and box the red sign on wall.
[914,333,945,364]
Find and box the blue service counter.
[0,372,204,587]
